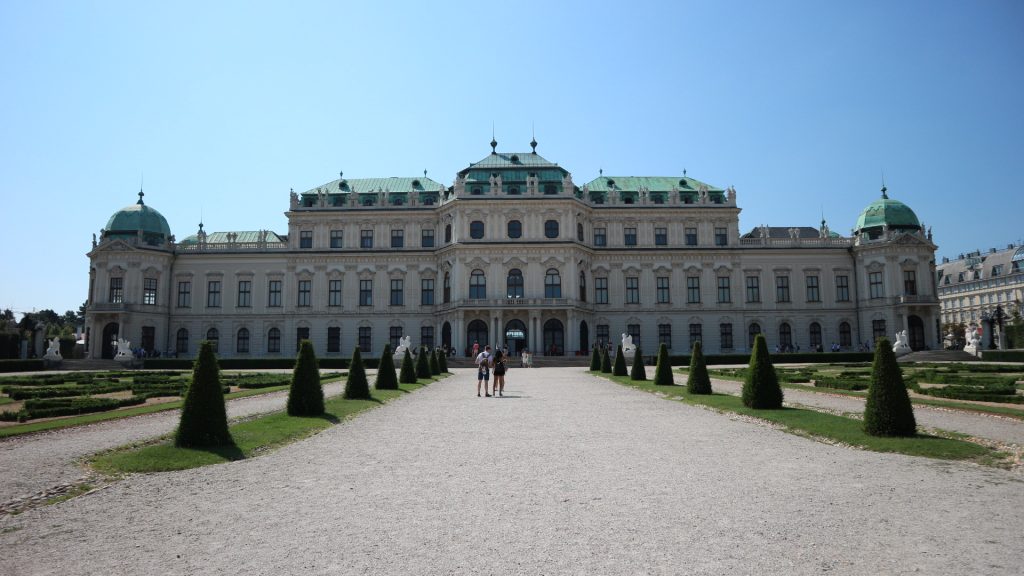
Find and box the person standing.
[475,344,492,397]
[521,347,528,368]
[492,349,507,397]
[472,340,480,359]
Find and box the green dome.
[103,192,172,245]
[854,188,921,233]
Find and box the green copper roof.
[463,151,562,171]
[854,189,921,232]
[104,193,172,241]
[583,176,722,193]
[179,230,286,245]
[301,176,445,196]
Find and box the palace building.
[84,139,941,360]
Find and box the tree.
[741,334,783,409]
[612,345,628,376]
[863,337,917,437]
[288,340,325,416]
[438,349,449,373]
[630,347,646,380]
[653,343,673,386]
[686,340,712,394]
[399,348,417,384]
[375,344,399,390]
[344,347,372,400]
[600,348,612,373]
[589,346,601,371]
[175,340,232,447]
[429,348,441,375]
[416,346,432,379]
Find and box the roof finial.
[490,123,497,155]
[424,169,428,178]
[339,170,343,179]
[881,170,888,199]
[138,172,145,205]
[683,168,687,177]
[137,189,145,205]
[599,168,603,177]
[530,123,537,153]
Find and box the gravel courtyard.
[3,367,1023,575]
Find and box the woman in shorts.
[492,349,507,396]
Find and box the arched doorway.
[101,322,119,359]
[908,315,925,350]
[442,322,452,349]
[579,320,589,354]
[504,319,527,356]
[466,319,488,356]
[543,318,564,356]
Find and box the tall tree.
[288,340,325,416]
[741,334,783,409]
[175,341,232,447]
[375,344,399,390]
[686,340,712,394]
[629,347,646,381]
[344,347,372,400]
[863,337,917,437]
[653,343,673,386]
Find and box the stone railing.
[739,237,853,248]
[176,242,288,253]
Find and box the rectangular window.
[717,276,731,303]
[207,281,221,308]
[594,228,607,247]
[359,279,373,306]
[687,276,700,304]
[746,276,760,303]
[685,227,698,246]
[836,275,850,302]
[656,277,670,303]
[654,227,667,246]
[903,270,917,295]
[625,276,640,304]
[327,327,341,353]
[689,323,702,348]
[869,272,884,299]
[358,327,371,353]
[237,280,251,307]
[109,277,124,304]
[421,326,434,350]
[390,327,402,351]
[267,328,280,353]
[390,279,404,306]
[143,278,157,305]
[596,277,609,304]
[720,323,733,349]
[421,278,434,305]
[627,323,641,348]
[360,229,373,249]
[421,229,435,248]
[624,227,637,246]
[268,280,282,307]
[806,275,820,302]
[176,281,191,308]
[328,280,342,307]
[658,324,672,348]
[297,280,311,307]
[391,229,404,248]
[872,319,886,340]
[776,276,790,303]
[596,324,610,348]
[714,227,728,246]
[330,229,343,249]
[296,327,309,352]
[299,230,312,249]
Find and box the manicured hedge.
[145,357,378,370]
[1,395,148,421]
[0,359,44,373]
[3,382,132,400]
[668,352,873,366]
[981,350,1024,363]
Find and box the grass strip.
[597,372,997,464]
[92,375,445,474]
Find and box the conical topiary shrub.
[175,340,232,447]
[415,347,431,379]
[438,349,449,373]
[429,348,440,375]
[654,343,673,386]
[686,340,712,394]
[288,339,325,415]
[613,345,628,376]
[742,334,783,408]
[375,344,398,390]
[344,347,372,400]
[399,348,417,384]
[630,347,646,380]
[600,348,612,373]
[589,346,601,371]
[863,337,917,437]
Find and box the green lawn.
[596,372,998,464]
[92,375,446,474]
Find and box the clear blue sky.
[2,0,1022,317]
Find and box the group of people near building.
[474,344,509,397]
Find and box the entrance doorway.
[466,319,488,356]
[101,322,119,359]
[908,315,925,350]
[141,326,155,355]
[543,318,564,356]
[442,322,452,350]
[579,321,589,354]
[504,319,527,356]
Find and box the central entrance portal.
[466,319,488,356]
[504,319,527,357]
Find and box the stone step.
[897,350,982,363]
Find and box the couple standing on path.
[475,345,508,397]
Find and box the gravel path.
[0,377,350,508]
[3,367,1023,575]
[705,376,1024,445]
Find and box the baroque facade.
[85,141,941,359]
[936,244,1024,343]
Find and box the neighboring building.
[936,244,1024,332]
[84,140,941,359]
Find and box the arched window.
[577,222,584,242]
[206,327,219,353]
[544,220,559,238]
[176,328,189,355]
[545,268,562,298]
[748,323,761,349]
[579,271,586,301]
[507,220,522,239]
[779,322,792,349]
[236,327,250,354]
[444,224,452,243]
[471,186,483,195]
[267,327,281,353]
[508,186,520,195]
[507,269,524,298]
[470,221,484,239]
[443,272,451,303]
[809,322,822,349]
[839,321,852,347]
[469,269,486,299]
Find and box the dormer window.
[411,179,421,188]
[510,155,520,163]
[544,184,557,195]
[508,186,520,195]
[471,187,483,195]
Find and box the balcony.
[898,294,939,305]
[436,297,576,312]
